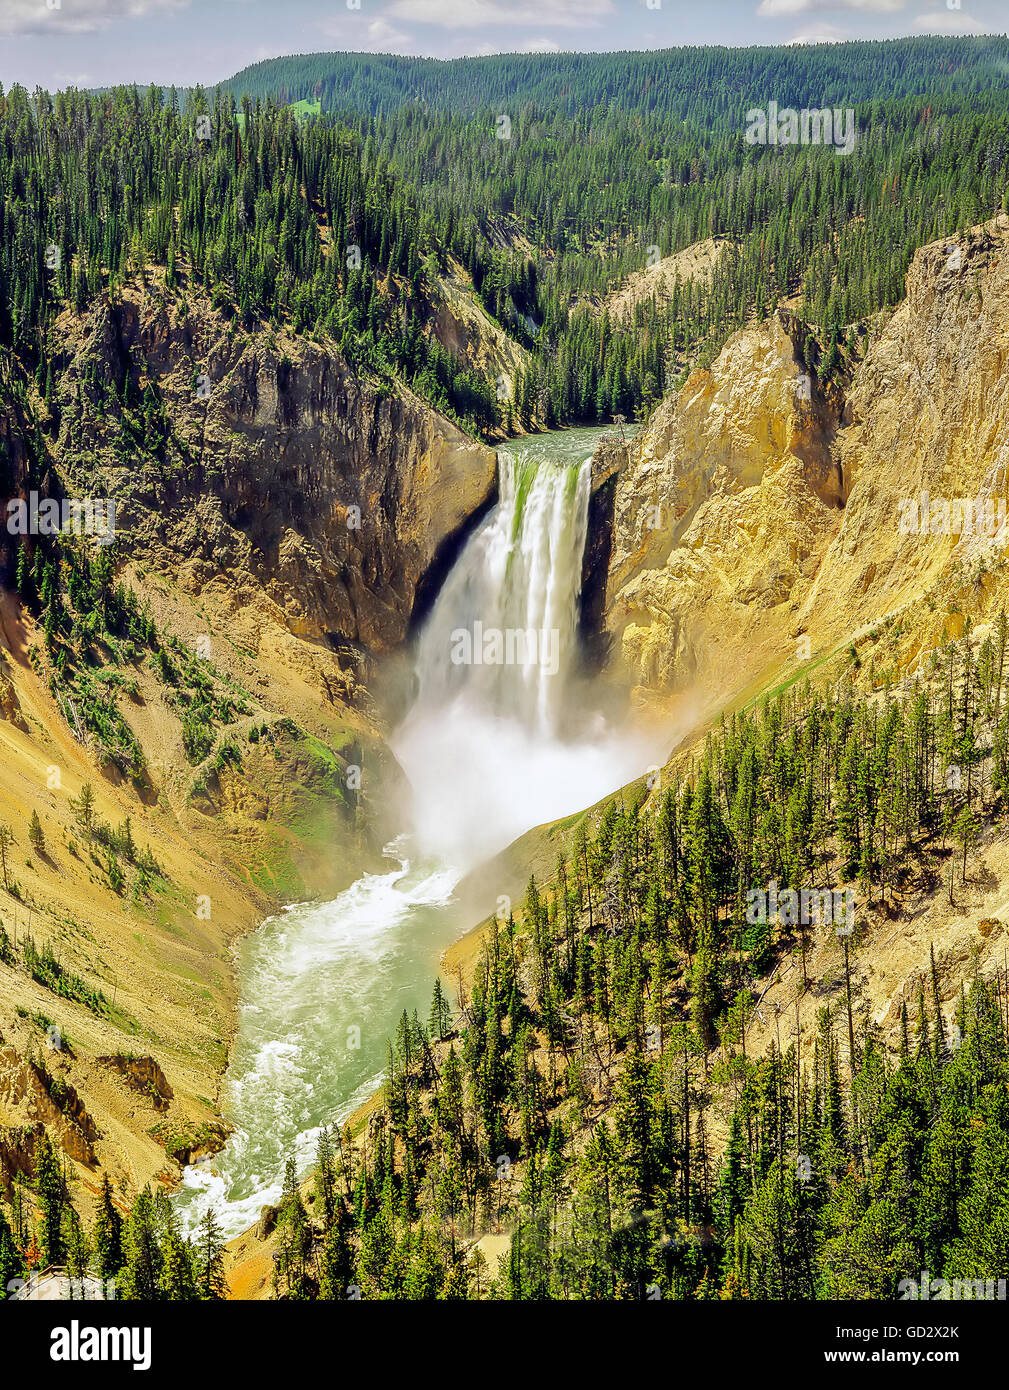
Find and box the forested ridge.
[225,40,1009,123]
[4,37,1009,445]
[0,84,503,437]
[220,38,1009,420]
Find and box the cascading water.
[409,450,590,736]
[174,431,661,1238]
[391,448,643,869]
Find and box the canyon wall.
[602,216,1009,704]
[48,285,497,661]
[0,277,500,1206]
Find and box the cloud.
[0,0,188,37]
[318,13,414,50]
[758,0,905,15]
[469,35,563,55]
[364,17,414,50]
[911,6,985,32]
[517,36,562,51]
[386,0,613,29]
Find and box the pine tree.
[92,1174,123,1281]
[318,1202,354,1300]
[314,1126,336,1231]
[34,1134,64,1267]
[0,823,11,891]
[429,977,452,1041]
[28,809,44,856]
[159,1225,197,1300]
[195,1207,227,1300]
[119,1189,161,1300]
[73,789,96,839]
[0,1205,24,1293]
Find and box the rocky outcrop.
[96,1054,174,1111]
[0,1122,45,1197]
[603,312,843,699]
[0,668,23,728]
[799,215,1009,663]
[256,1204,278,1241]
[430,260,531,413]
[49,285,498,663]
[602,216,1009,703]
[581,435,633,670]
[600,236,730,323]
[0,1046,97,1165]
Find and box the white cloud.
[318,13,413,50]
[469,35,563,55]
[911,7,984,33]
[758,0,905,16]
[364,17,414,50]
[386,0,613,30]
[0,0,188,37]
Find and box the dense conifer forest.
[224,38,1009,418]
[4,37,1009,441]
[262,629,1009,1300]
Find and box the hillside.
[222,40,1009,121]
[215,38,1009,431]
[0,251,504,1223]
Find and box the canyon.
[4,210,1009,1276]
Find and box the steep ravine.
[221,220,1009,1293]
[177,428,665,1246]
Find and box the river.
[174,423,659,1239]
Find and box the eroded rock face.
[0,1122,45,1198]
[602,216,1009,702]
[0,669,23,728]
[50,286,498,660]
[97,1055,174,1112]
[603,313,843,699]
[430,261,530,408]
[0,1046,97,1166]
[800,216,1009,660]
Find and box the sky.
[0,0,1004,91]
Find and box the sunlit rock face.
[603,312,843,702]
[602,216,1009,704]
[804,216,1009,659]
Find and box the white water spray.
[411,451,590,734]
[392,449,653,868]
[175,434,662,1238]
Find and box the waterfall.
[393,448,651,870]
[174,432,661,1239]
[409,450,591,736]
